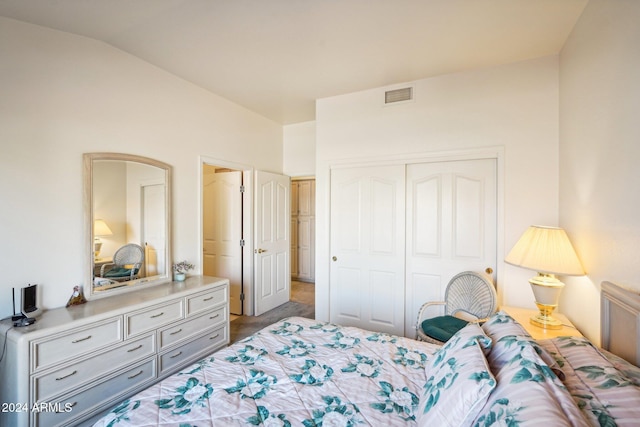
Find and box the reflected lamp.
[94,219,113,258]
[505,225,585,329]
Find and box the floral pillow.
[472,338,588,426]
[481,311,531,340]
[417,323,496,427]
[482,311,561,373]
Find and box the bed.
[93,282,640,426]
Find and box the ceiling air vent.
[384,87,413,104]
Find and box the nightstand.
[500,306,583,340]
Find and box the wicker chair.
[415,271,497,345]
[99,243,145,282]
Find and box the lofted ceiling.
[0,0,588,124]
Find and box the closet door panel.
[405,159,496,337]
[330,165,405,335]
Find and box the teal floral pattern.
[366,332,398,344]
[302,396,363,427]
[393,346,428,369]
[309,322,340,333]
[225,345,268,364]
[155,377,213,415]
[178,356,215,375]
[576,366,633,389]
[98,316,638,427]
[341,354,383,378]
[473,398,523,427]
[371,381,419,421]
[276,339,316,358]
[536,335,640,426]
[290,359,334,385]
[324,331,360,349]
[100,399,140,427]
[225,369,277,399]
[419,323,496,426]
[271,321,304,336]
[247,406,293,426]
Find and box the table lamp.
[505,225,585,329]
[94,219,113,258]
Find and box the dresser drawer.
[158,306,227,351]
[34,358,156,427]
[159,324,228,375]
[31,317,122,372]
[186,286,228,316]
[125,299,184,338]
[32,333,155,402]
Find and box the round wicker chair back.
[113,243,145,266]
[444,271,497,320]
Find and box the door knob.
[255,248,267,254]
[332,256,337,261]
[485,267,493,275]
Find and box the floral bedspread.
[538,336,640,427]
[93,317,440,426]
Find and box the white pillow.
[417,323,496,427]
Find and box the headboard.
[601,281,640,366]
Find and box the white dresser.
[0,276,230,427]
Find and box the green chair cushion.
[421,315,469,343]
[104,267,136,278]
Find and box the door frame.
[317,146,506,322]
[199,156,255,315]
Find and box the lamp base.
[530,309,563,329]
[529,274,565,330]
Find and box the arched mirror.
[84,153,172,299]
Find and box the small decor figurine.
[66,285,87,307]
[173,260,195,282]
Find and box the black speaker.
[12,284,41,327]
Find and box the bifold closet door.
[330,165,405,335]
[405,159,497,336]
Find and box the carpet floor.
[229,281,315,343]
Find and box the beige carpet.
[229,281,315,343]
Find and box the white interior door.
[202,167,243,314]
[141,183,165,278]
[405,159,497,336]
[254,170,290,315]
[330,165,406,335]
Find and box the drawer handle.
[169,351,183,359]
[57,401,77,413]
[210,314,220,319]
[203,296,214,301]
[150,312,164,318]
[209,333,220,340]
[127,345,143,353]
[169,328,183,336]
[55,370,77,381]
[128,370,144,379]
[71,335,92,343]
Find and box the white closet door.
[330,165,405,335]
[405,159,497,336]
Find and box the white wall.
[559,0,640,343]
[315,56,561,322]
[0,17,282,316]
[283,121,316,177]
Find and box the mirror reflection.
[85,153,171,298]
